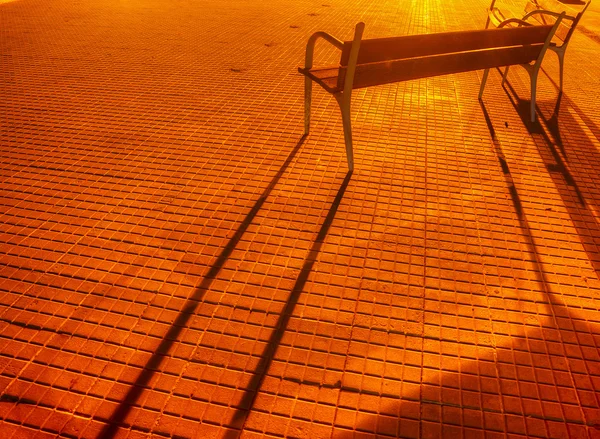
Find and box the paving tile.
[2,0,600,437]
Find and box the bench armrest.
[497,17,535,27]
[523,9,576,23]
[303,31,344,70]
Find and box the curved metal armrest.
[497,17,534,27]
[304,31,344,70]
[523,9,576,22]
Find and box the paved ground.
[2,0,600,437]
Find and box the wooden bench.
[298,19,564,170]
[486,0,591,92]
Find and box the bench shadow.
[485,107,600,434]
[500,78,600,278]
[472,97,600,432]
[340,195,600,437]
[575,25,600,45]
[97,134,308,438]
[337,102,600,438]
[463,107,600,433]
[224,170,353,438]
[480,100,524,216]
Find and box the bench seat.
[299,19,565,170]
[298,67,341,94]
[301,44,548,93]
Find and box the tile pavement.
[1,0,600,437]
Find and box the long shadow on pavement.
[482,105,600,433]
[479,97,600,433]
[225,170,353,437]
[338,101,600,438]
[98,134,308,438]
[502,79,600,278]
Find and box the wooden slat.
[348,45,544,90]
[340,25,552,66]
[298,67,341,93]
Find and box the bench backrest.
[337,25,556,90]
[524,0,591,43]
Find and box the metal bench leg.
[502,66,510,85]
[337,94,354,171]
[485,0,497,29]
[304,76,313,135]
[478,68,490,100]
[556,49,565,93]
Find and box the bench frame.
[486,0,591,92]
[299,19,564,170]
[300,25,364,172]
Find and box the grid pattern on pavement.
[1,0,600,438]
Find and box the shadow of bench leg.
[336,94,354,171]
[478,68,490,100]
[304,77,313,135]
[481,66,538,123]
[502,66,510,85]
